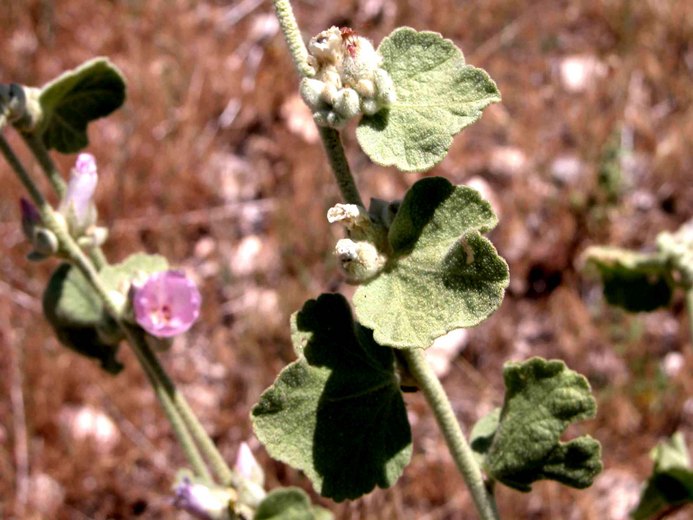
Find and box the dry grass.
[1,0,692,518]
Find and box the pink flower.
[132,271,201,337]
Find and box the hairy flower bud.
[19,198,58,260]
[60,153,98,235]
[335,238,386,283]
[132,270,202,337]
[234,442,266,508]
[173,476,234,520]
[20,197,41,239]
[302,26,396,128]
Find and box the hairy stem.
[133,326,235,486]
[125,327,213,483]
[318,127,365,207]
[272,0,364,207]
[403,349,499,520]
[271,0,312,78]
[2,130,232,486]
[41,208,216,482]
[0,134,46,208]
[21,132,66,199]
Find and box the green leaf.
[251,293,412,502]
[581,246,673,312]
[474,358,602,492]
[99,252,169,295]
[470,407,501,459]
[356,27,500,172]
[44,263,104,327]
[353,177,508,350]
[43,263,123,374]
[254,488,333,520]
[631,432,693,520]
[38,58,126,153]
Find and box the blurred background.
[0,0,691,518]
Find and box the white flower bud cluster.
[300,27,396,129]
[328,203,390,283]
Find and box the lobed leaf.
[38,58,126,153]
[353,177,508,350]
[472,357,602,492]
[356,27,500,172]
[251,293,412,502]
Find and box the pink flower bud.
[60,153,98,229]
[132,270,201,337]
[234,442,264,486]
[173,476,233,520]
[19,197,41,238]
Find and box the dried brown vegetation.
[0,0,692,519]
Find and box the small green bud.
[34,227,59,256]
[299,78,326,111]
[333,87,360,119]
[0,84,42,131]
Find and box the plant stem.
[89,246,108,270]
[129,329,213,483]
[40,207,216,482]
[271,0,364,207]
[1,130,232,486]
[271,0,313,78]
[21,132,66,199]
[317,127,364,207]
[133,327,236,486]
[0,134,46,208]
[403,349,499,520]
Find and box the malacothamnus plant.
[1,1,625,519]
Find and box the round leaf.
[38,58,126,153]
[353,177,509,350]
[356,28,501,172]
[43,263,123,374]
[251,294,412,502]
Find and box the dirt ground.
[0,0,691,519]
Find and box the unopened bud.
[60,153,98,235]
[20,198,41,239]
[173,476,234,520]
[335,238,386,283]
[234,442,266,508]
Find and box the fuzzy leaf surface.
[473,358,602,492]
[99,252,169,295]
[39,58,126,152]
[254,488,333,520]
[581,246,673,312]
[251,293,411,502]
[631,432,693,520]
[353,177,508,350]
[43,263,123,374]
[356,27,500,172]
